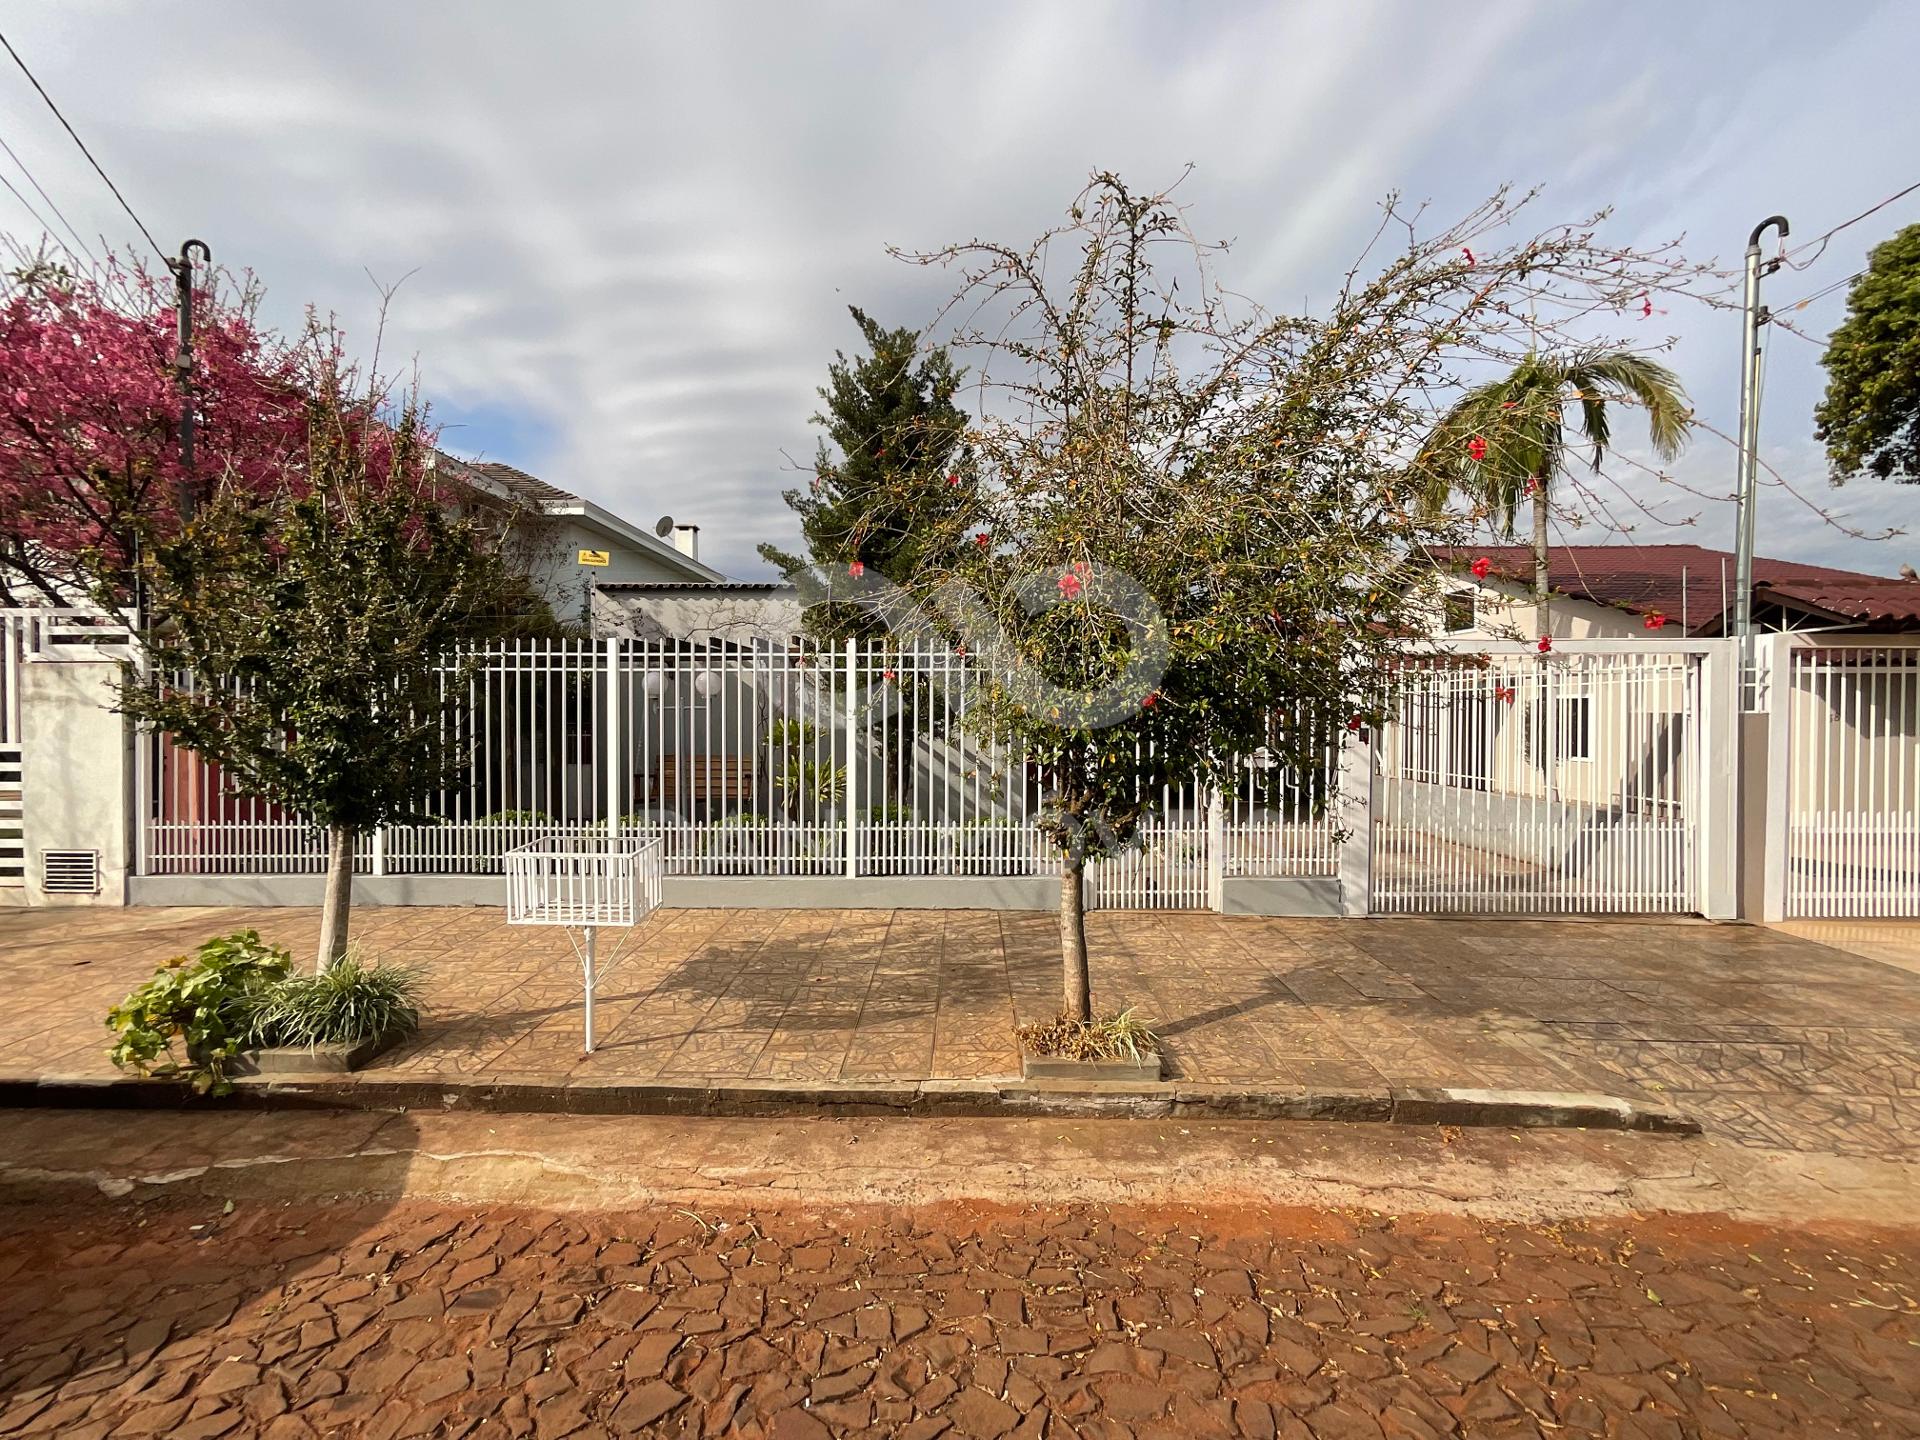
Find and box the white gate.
[1784,641,1920,917]
[1370,642,1707,914]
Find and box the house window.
[1442,591,1476,633]
[1561,697,1591,760]
[1526,695,1592,765]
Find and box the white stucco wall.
[528,519,710,624]
[16,657,128,906]
[1427,578,1647,641]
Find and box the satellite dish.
[654,515,675,538]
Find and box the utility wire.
[0,27,165,263]
[0,126,100,268]
[1775,268,1867,316]
[1781,178,1920,271]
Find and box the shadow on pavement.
[0,1107,419,1418]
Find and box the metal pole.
[169,239,211,512]
[1734,216,1788,693]
[582,925,596,1053]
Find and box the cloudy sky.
[4,2,1919,578]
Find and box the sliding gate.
[1370,643,1706,914]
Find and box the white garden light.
[504,834,663,1053]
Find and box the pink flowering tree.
[0,254,363,605]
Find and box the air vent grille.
[42,849,99,895]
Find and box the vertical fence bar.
[843,636,858,879]
[606,636,621,840]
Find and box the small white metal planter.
[505,834,663,1053]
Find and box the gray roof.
[597,581,797,593]
[467,461,577,507]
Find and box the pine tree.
[759,307,970,642]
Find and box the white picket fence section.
[117,629,1920,922]
[1370,643,1709,915]
[136,637,1339,908]
[1784,640,1920,918]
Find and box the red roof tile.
[1430,544,1919,633]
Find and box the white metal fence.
[137,637,1340,908]
[1784,641,1920,918]
[1370,643,1707,914]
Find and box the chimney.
[672,524,700,561]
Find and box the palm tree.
[1416,350,1691,630]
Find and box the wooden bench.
[646,755,755,814]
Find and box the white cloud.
[3,0,1918,577]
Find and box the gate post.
[1205,786,1225,911]
[1758,634,1792,922]
[1337,730,1374,917]
[1698,641,1740,920]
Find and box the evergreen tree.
[1816,223,1920,484]
[759,307,970,642]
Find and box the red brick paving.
[0,1195,1914,1439]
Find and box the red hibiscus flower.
[1142,692,1160,709]
[1462,247,1475,266]
[946,473,960,485]
[1643,611,1668,630]
[882,668,896,681]
[1057,571,1083,599]
[973,532,990,548]
[1467,435,1488,462]
[848,560,864,578]
[1347,715,1363,731]
[1470,556,1492,580]
[1537,635,1553,653]
[1495,685,1515,705]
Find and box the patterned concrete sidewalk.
[2,905,1917,1157]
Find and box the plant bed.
[232,1027,407,1076]
[1016,1009,1163,1083]
[109,932,421,1096]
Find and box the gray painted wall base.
[128,873,1063,911]
[1217,877,1343,917]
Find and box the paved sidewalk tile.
[4,905,1918,1156]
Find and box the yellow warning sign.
[577,549,610,567]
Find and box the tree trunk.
[1060,854,1091,1022]
[316,825,354,973]
[1532,487,1552,636]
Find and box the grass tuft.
[247,947,421,1048]
[1016,1007,1159,1063]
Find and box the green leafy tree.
[882,176,1715,1023]
[1816,223,1920,484]
[116,403,530,971]
[1415,350,1690,627]
[759,306,970,640]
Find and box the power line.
[0,126,100,268]
[0,27,164,263]
[1776,268,1867,316]
[1781,178,1920,271]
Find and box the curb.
[0,1074,1702,1135]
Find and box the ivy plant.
[105,930,292,1095]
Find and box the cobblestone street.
[1,1190,1915,1440]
